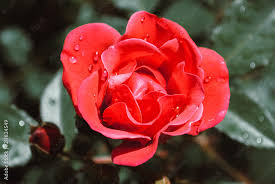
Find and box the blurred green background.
[0,0,275,183]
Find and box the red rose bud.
[29,123,65,155]
[60,11,230,166]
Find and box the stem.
[194,134,253,184]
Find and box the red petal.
[102,38,166,76]
[103,102,148,132]
[77,72,150,141]
[137,91,165,123]
[196,47,230,133]
[61,23,120,112]
[135,65,166,88]
[163,103,203,136]
[107,84,142,122]
[112,133,160,166]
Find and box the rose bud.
[29,122,65,155]
[60,11,230,166]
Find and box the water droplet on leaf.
[256,137,262,144]
[250,62,256,69]
[19,120,25,126]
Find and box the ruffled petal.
[112,133,160,166]
[61,23,120,111]
[101,38,167,77]
[78,72,151,141]
[167,62,204,126]
[135,65,166,88]
[106,84,142,122]
[195,47,230,133]
[163,103,203,136]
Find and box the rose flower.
[61,11,230,166]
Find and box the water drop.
[240,5,246,13]
[79,35,84,41]
[19,120,25,126]
[93,51,99,63]
[74,44,80,51]
[101,70,108,81]
[69,56,77,64]
[2,144,8,149]
[250,62,256,69]
[81,51,85,57]
[204,76,212,83]
[88,64,93,73]
[259,116,265,122]
[140,16,145,23]
[93,94,96,97]
[144,34,150,41]
[242,132,249,139]
[256,137,262,144]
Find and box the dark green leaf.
[212,0,275,75]
[216,61,275,148]
[0,104,38,167]
[40,70,77,150]
[163,0,215,37]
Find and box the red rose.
[61,11,230,166]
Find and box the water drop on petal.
[140,16,145,23]
[79,35,84,41]
[69,56,77,64]
[74,44,80,51]
[204,76,212,83]
[88,64,93,73]
[93,51,99,63]
[242,132,249,139]
[101,69,108,81]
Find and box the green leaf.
[0,104,38,167]
[216,61,275,148]
[40,70,77,150]
[163,0,215,37]
[0,27,32,66]
[212,0,275,75]
[111,0,159,13]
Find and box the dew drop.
[240,5,246,13]
[93,94,96,97]
[101,69,108,81]
[2,144,8,149]
[204,76,212,83]
[250,62,256,69]
[256,137,262,144]
[140,16,145,23]
[19,120,25,127]
[259,116,265,122]
[79,35,84,41]
[69,56,77,64]
[81,51,85,57]
[93,51,99,63]
[242,132,249,139]
[74,44,80,51]
[144,34,150,41]
[88,64,93,73]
